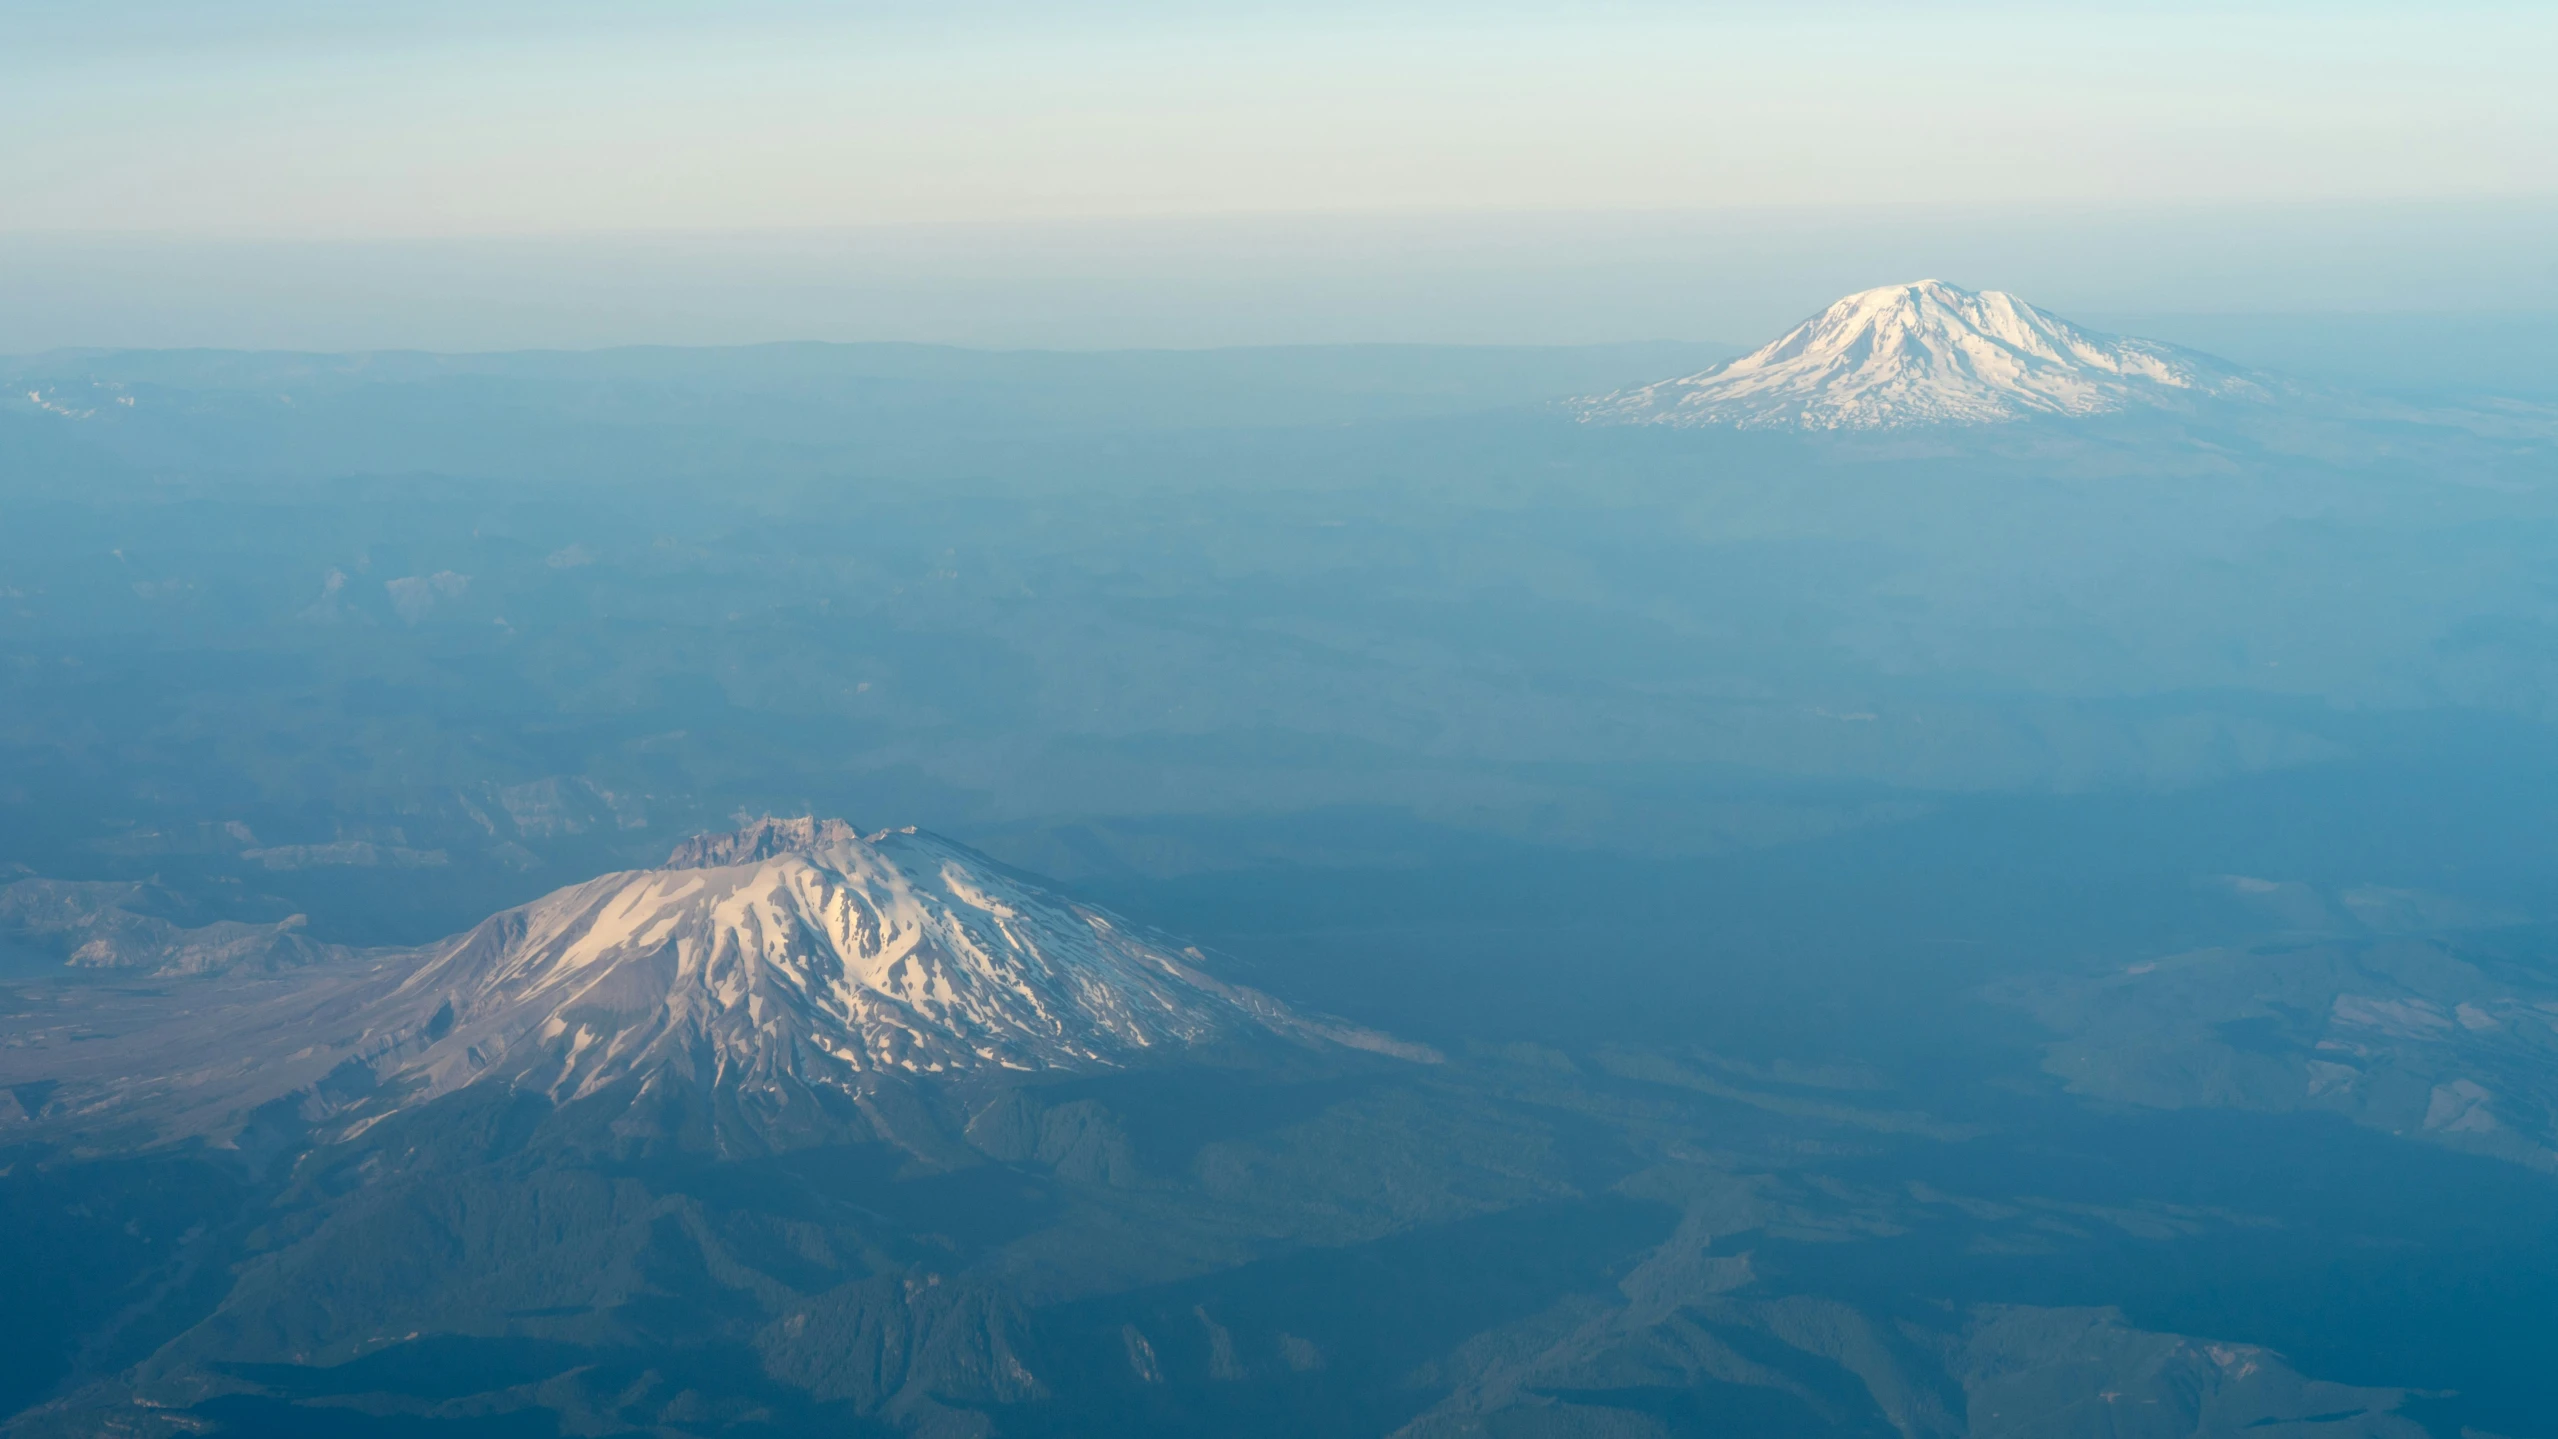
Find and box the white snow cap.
[369,818,1433,1111]
[0,819,1436,1146]
[1582,279,2264,431]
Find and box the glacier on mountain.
[1581,279,2268,431]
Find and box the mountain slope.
[389,818,1428,1105]
[0,818,1430,1146]
[1581,279,2268,430]
[0,878,340,977]
[0,826,2512,1438]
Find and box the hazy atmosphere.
[6,4,2558,1438]
[7,1,2558,351]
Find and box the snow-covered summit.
[367,818,1430,1112]
[1580,279,2265,431]
[0,819,1431,1144]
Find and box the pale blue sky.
[7,2,2555,236]
[3,3,2555,350]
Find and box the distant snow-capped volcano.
[1581,279,2266,431]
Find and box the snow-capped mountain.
[1581,279,2268,431]
[382,818,1428,1103]
[1,818,1430,1142]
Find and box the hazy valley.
[6,286,2558,1437]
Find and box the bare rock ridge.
[1580,278,2269,430]
[0,877,341,976]
[663,813,867,868]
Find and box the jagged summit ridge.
[1580,279,2266,431]
[663,814,868,868]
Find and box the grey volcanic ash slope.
[0,878,343,977]
[1,818,1428,1144]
